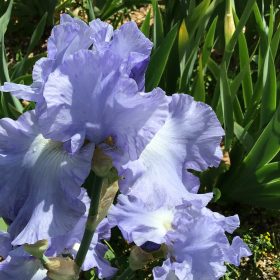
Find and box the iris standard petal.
[39,49,168,156]
[109,21,153,90]
[89,19,114,49]
[47,14,93,64]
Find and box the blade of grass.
[179,0,222,92]
[188,0,211,31]
[192,17,217,102]
[268,4,274,43]
[0,36,9,83]
[201,16,218,68]
[207,57,219,81]
[234,122,254,152]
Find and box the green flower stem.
[75,174,103,268]
[40,255,50,266]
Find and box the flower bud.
[224,0,235,46]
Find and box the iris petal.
[0,111,94,245]
[117,94,224,204]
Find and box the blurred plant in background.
[0,0,280,279]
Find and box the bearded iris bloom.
[108,194,251,280]
[0,13,250,280]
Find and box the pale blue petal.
[110,21,153,90]
[223,236,251,266]
[0,232,12,259]
[108,194,175,246]
[0,257,46,280]
[153,259,193,280]
[89,19,113,49]
[0,82,39,102]
[117,94,224,204]
[39,49,168,157]
[0,111,94,245]
[47,14,93,64]
[171,216,228,280]
[202,208,240,234]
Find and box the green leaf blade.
[145,23,179,91]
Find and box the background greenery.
[0,0,279,279]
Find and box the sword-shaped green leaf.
[145,23,179,91]
[244,104,280,170]
[151,0,164,49]
[141,9,151,38]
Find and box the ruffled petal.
[117,94,224,201]
[81,242,117,278]
[171,216,228,280]
[0,235,47,280]
[0,111,94,245]
[39,49,168,157]
[89,19,113,49]
[110,21,153,90]
[0,82,39,102]
[223,236,251,266]
[202,208,240,234]
[153,259,193,280]
[65,217,117,278]
[47,14,93,64]
[108,194,175,246]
